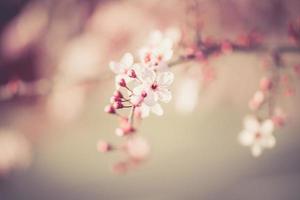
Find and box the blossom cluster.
[238,54,291,157]
[100,30,179,173]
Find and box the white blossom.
[109,53,135,87]
[238,115,276,157]
[133,68,174,106]
[139,30,174,71]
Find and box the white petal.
[140,104,150,118]
[263,135,276,148]
[156,62,169,72]
[109,61,122,74]
[238,130,254,146]
[251,145,262,157]
[244,115,259,132]
[144,90,157,106]
[162,49,173,61]
[260,119,274,134]
[157,88,172,103]
[121,53,133,67]
[157,72,174,87]
[132,63,143,78]
[141,68,156,84]
[133,84,145,96]
[151,103,164,116]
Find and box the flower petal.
[141,68,156,84]
[260,119,274,135]
[238,130,254,146]
[251,144,262,157]
[157,72,174,87]
[140,104,150,118]
[151,103,164,116]
[144,90,157,106]
[244,115,259,132]
[157,88,172,103]
[261,135,276,148]
[109,61,122,74]
[121,53,133,67]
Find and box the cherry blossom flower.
[129,68,174,118]
[139,30,174,71]
[238,115,276,157]
[109,53,135,87]
[133,68,174,106]
[129,90,164,118]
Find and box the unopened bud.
[104,105,116,114]
[113,90,123,98]
[141,91,147,98]
[128,69,137,78]
[113,101,124,109]
[260,77,273,91]
[97,140,113,153]
[118,78,127,87]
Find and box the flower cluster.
[100,30,178,173]
[238,53,291,157]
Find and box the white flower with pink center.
[134,68,174,105]
[139,30,174,71]
[109,53,135,88]
[131,68,174,117]
[238,115,276,157]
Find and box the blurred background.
[0,0,300,199]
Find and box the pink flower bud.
[113,90,123,99]
[272,116,285,127]
[113,101,124,109]
[104,105,116,114]
[249,91,264,110]
[97,140,112,153]
[141,91,147,98]
[110,96,121,103]
[118,78,127,87]
[115,118,135,137]
[128,69,137,78]
[259,77,273,91]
